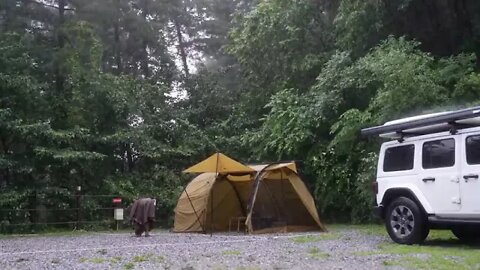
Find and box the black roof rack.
[361,106,480,137]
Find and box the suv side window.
[466,135,480,165]
[422,138,455,169]
[383,145,415,172]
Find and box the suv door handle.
[463,174,479,180]
[422,177,436,182]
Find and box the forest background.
[1,0,480,232]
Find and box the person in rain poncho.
[129,198,156,237]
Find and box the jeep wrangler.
[362,106,480,244]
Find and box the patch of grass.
[0,229,91,239]
[291,233,339,243]
[353,228,480,270]
[307,247,330,260]
[0,227,138,239]
[152,255,165,263]
[329,224,459,239]
[426,229,456,240]
[375,242,480,270]
[131,253,164,264]
[132,255,149,263]
[382,260,396,266]
[222,250,241,256]
[327,224,385,236]
[110,256,122,264]
[123,262,135,270]
[90,258,107,264]
[79,257,107,264]
[235,267,261,270]
[347,225,480,270]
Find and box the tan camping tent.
[174,155,326,234]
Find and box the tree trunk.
[125,143,134,172]
[55,0,66,93]
[113,0,122,75]
[141,1,150,79]
[0,137,9,188]
[141,39,149,78]
[2,0,14,32]
[174,16,189,78]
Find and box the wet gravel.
[0,228,398,269]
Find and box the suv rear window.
[422,138,455,169]
[383,145,415,172]
[466,135,480,165]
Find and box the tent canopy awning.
[183,153,255,174]
[249,162,297,173]
[183,153,298,179]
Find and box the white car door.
[418,136,461,214]
[459,133,480,217]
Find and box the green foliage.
[228,0,334,100]
[245,88,317,159]
[241,34,480,222]
[334,0,385,56]
[2,0,480,230]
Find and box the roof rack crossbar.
[361,106,480,137]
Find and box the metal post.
[76,186,81,230]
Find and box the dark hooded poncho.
[129,198,156,225]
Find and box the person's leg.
[134,222,144,237]
[145,219,154,237]
[144,222,150,237]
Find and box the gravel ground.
[0,228,399,270]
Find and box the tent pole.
[246,162,283,233]
[211,153,219,237]
[183,187,205,233]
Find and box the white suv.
[362,107,480,244]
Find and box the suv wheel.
[452,226,480,243]
[385,197,428,245]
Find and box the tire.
[452,226,480,243]
[385,197,427,245]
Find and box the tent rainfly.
[174,153,326,234]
